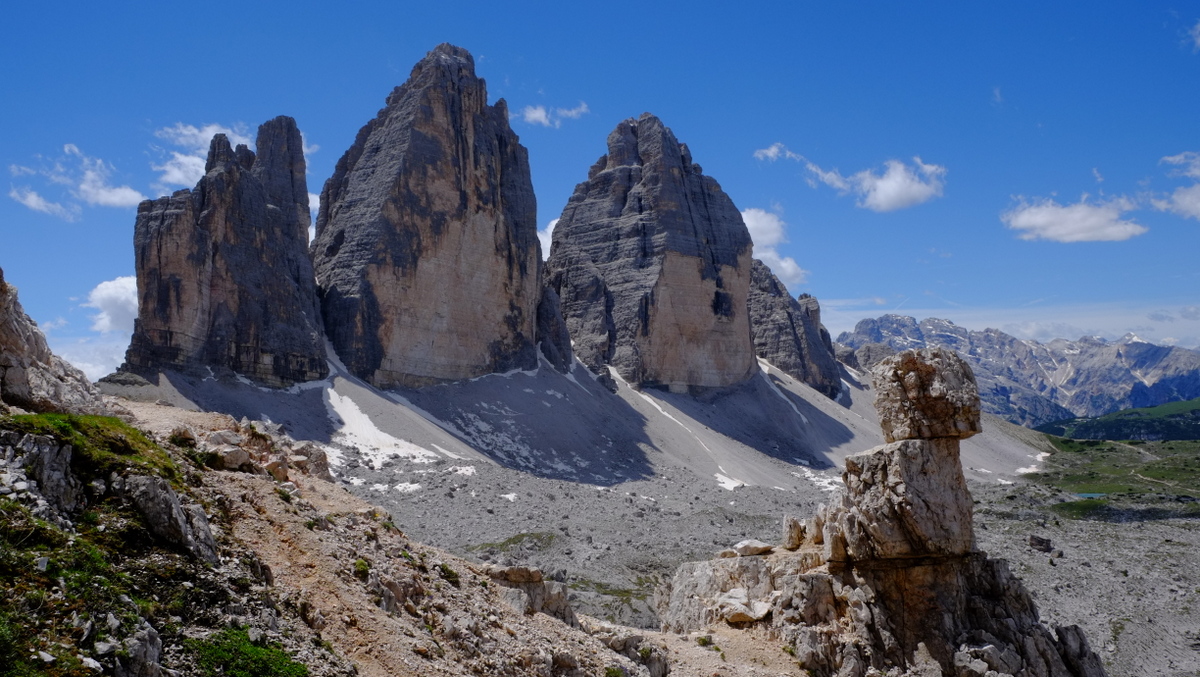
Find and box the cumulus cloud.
[8,187,79,221]
[1001,195,1147,242]
[61,145,146,207]
[52,338,130,381]
[519,102,589,129]
[537,219,558,260]
[83,276,138,333]
[754,143,946,212]
[151,122,252,191]
[740,208,809,287]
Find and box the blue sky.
[3,2,1199,378]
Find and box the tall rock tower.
[123,116,327,387]
[312,44,546,389]
[545,113,757,392]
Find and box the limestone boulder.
[871,347,982,442]
[747,259,841,398]
[0,267,106,414]
[545,113,757,391]
[123,117,327,387]
[312,44,549,388]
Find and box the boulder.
[312,44,550,388]
[122,117,327,388]
[545,113,757,391]
[121,475,218,563]
[747,259,841,398]
[871,346,982,442]
[0,267,106,414]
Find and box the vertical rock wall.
[123,117,327,387]
[312,44,545,389]
[545,113,756,391]
[747,259,842,398]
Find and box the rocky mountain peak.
[545,113,756,391]
[122,116,327,387]
[746,259,841,398]
[312,44,553,389]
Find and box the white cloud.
[521,105,552,127]
[8,187,79,221]
[1002,195,1147,242]
[152,152,207,189]
[519,102,589,129]
[40,317,68,332]
[1092,167,1104,183]
[1152,151,1200,220]
[537,218,558,260]
[308,192,320,243]
[9,165,36,177]
[1162,151,1200,178]
[555,102,589,119]
[51,337,130,381]
[755,143,946,212]
[740,208,809,287]
[992,86,1003,104]
[84,276,138,333]
[1182,305,1200,321]
[301,132,319,157]
[71,151,146,207]
[753,142,802,162]
[1190,20,1200,51]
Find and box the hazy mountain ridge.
[837,314,1200,426]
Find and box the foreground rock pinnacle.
[123,116,327,387]
[545,113,757,392]
[659,348,1107,676]
[312,44,549,389]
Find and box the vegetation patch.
[2,413,179,485]
[1036,397,1200,441]
[187,627,309,677]
[1029,435,1200,498]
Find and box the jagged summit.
[312,43,558,389]
[545,113,757,392]
[121,116,327,388]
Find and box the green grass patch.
[3,413,179,484]
[1036,397,1200,441]
[1029,436,1200,498]
[187,627,308,677]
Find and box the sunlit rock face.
[312,44,544,389]
[124,116,327,387]
[545,113,756,392]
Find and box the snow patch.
[394,482,422,493]
[791,468,841,493]
[997,479,1014,485]
[500,493,517,502]
[715,473,746,490]
[448,465,476,476]
[325,390,440,468]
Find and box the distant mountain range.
[1035,397,1200,441]
[836,315,1200,427]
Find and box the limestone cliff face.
[312,44,546,389]
[123,117,327,387]
[747,259,841,399]
[545,113,756,391]
[0,267,106,414]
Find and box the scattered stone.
[731,539,772,557]
[1030,535,1053,552]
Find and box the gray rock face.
[658,348,1107,676]
[120,475,219,563]
[123,117,326,387]
[545,113,757,391]
[0,267,106,414]
[747,259,840,398]
[312,44,547,389]
[840,315,1200,425]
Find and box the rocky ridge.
[837,314,1200,426]
[747,258,842,398]
[312,43,559,389]
[0,266,106,414]
[545,113,757,392]
[657,347,1107,676]
[122,116,327,387]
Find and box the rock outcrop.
[123,116,326,388]
[658,348,1107,677]
[747,259,841,398]
[545,113,757,391]
[312,44,551,389]
[0,267,106,414]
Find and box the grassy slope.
[1035,397,1200,441]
